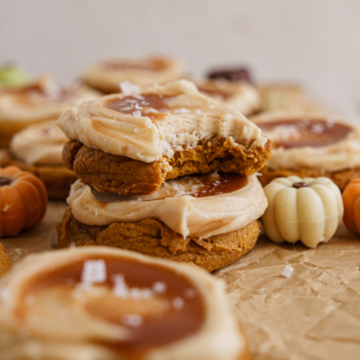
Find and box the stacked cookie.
[56,79,271,271]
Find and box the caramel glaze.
[103,59,169,72]
[4,82,77,105]
[257,119,353,149]
[20,256,204,359]
[190,173,248,198]
[198,86,232,100]
[105,94,176,121]
[91,173,249,205]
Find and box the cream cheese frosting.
[10,122,68,165]
[252,111,360,173]
[197,79,261,116]
[0,247,245,360]
[68,172,268,238]
[56,79,267,163]
[0,76,99,122]
[83,55,186,93]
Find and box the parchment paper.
[2,201,360,359]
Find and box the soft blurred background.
[1,0,359,120]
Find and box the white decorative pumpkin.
[262,176,343,247]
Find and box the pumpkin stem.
[0,177,12,186]
[293,182,308,189]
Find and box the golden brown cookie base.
[1,154,77,199]
[0,118,55,148]
[57,208,260,272]
[63,138,271,195]
[260,166,360,191]
[0,243,12,277]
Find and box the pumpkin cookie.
[0,75,99,148]
[83,55,186,93]
[57,80,271,195]
[196,79,261,116]
[0,246,250,360]
[259,83,304,112]
[252,112,360,190]
[1,122,77,199]
[57,172,267,272]
[0,243,11,277]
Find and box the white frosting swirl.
[56,80,267,163]
[10,122,68,165]
[68,173,267,238]
[252,111,360,172]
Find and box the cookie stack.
[56,79,271,271]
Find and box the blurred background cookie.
[83,55,186,94]
[252,111,360,190]
[0,75,99,148]
[1,122,77,199]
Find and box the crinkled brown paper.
[2,201,360,360]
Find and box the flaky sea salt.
[281,264,294,278]
[133,94,144,100]
[153,281,167,293]
[145,108,158,114]
[113,274,154,299]
[119,81,140,95]
[133,111,142,118]
[195,109,202,115]
[173,108,190,114]
[121,314,143,327]
[173,297,184,309]
[81,260,107,285]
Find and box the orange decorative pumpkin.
[342,179,360,234]
[0,166,47,237]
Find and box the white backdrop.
[1,0,360,121]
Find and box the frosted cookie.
[0,75,99,148]
[0,247,250,360]
[0,243,11,277]
[83,55,186,93]
[57,172,268,271]
[1,122,77,199]
[259,83,304,113]
[252,112,360,190]
[57,80,271,195]
[196,80,261,116]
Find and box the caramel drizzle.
[257,119,353,149]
